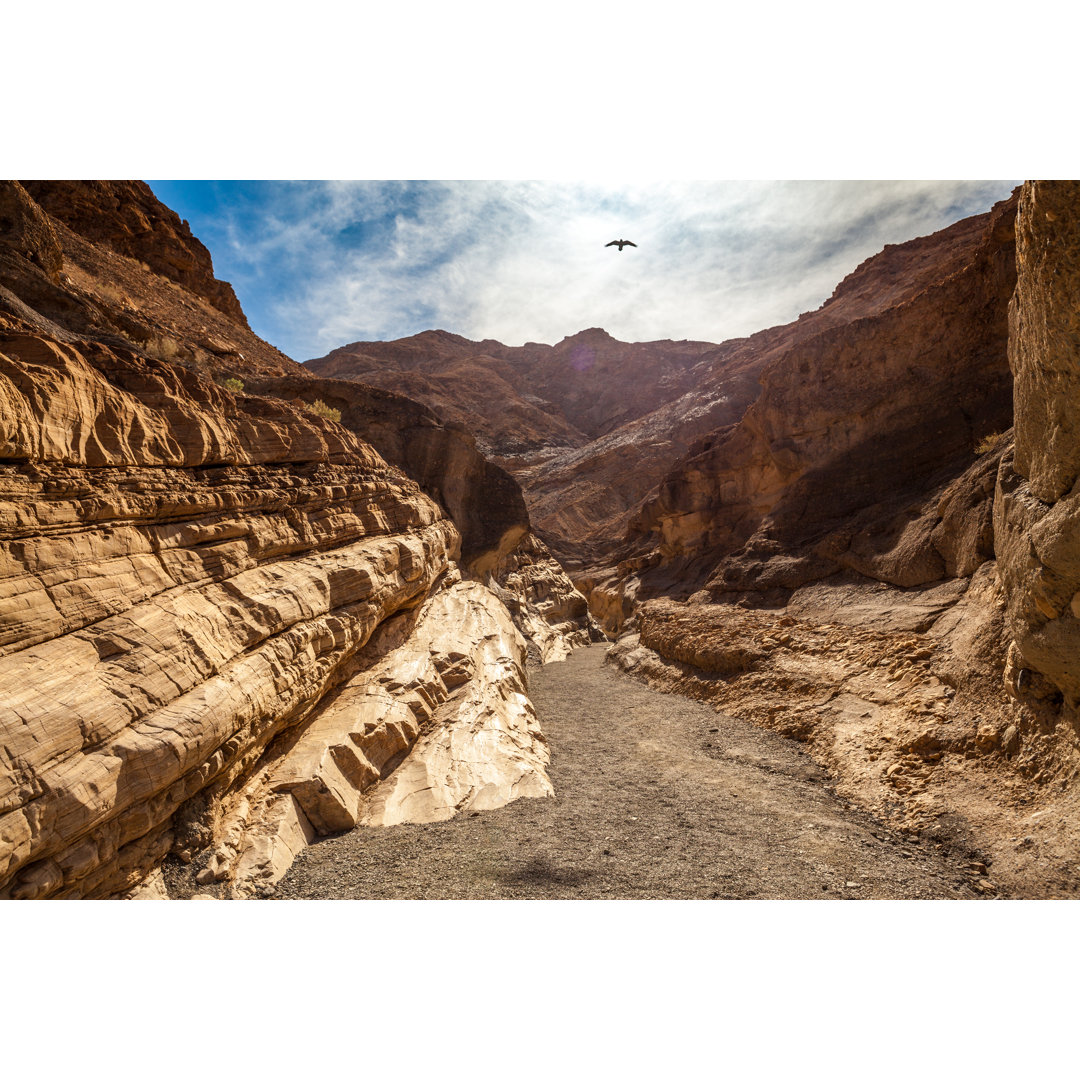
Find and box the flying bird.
[605,239,637,251]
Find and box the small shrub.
[144,335,179,361]
[96,282,133,309]
[305,399,342,423]
[975,431,1003,455]
[221,377,244,393]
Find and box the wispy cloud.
[157,180,1018,359]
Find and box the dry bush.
[95,282,134,309]
[144,335,179,360]
[305,399,342,423]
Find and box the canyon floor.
[219,645,991,901]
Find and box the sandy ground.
[267,645,988,900]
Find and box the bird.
[605,239,637,251]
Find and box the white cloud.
[220,180,1018,358]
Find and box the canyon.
[3,179,1080,899]
[308,184,1080,898]
[0,180,594,899]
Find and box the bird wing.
[605,240,619,247]
[624,240,637,247]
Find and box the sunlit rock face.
[996,181,1080,707]
[0,330,459,898]
[0,182,562,899]
[217,574,553,897]
[484,532,604,664]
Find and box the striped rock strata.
[224,575,550,898]
[0,181,560,899]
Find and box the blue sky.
[148,180,1020,362]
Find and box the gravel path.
[272,644,986,899]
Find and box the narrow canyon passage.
[271,645,985,900]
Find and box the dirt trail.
[272,645,987,899]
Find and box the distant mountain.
[308,203,1014,570]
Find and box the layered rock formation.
[0,181,591,900]
[19,181,249,326]
[308,329,741,563]
[484,532,604,664]
[239,372,530,572]
[211,574,552,897]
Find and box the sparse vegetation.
[95,282,135,310]
[221,377,244,393]
[144,335,179,361]
[975,431,1004,455]
[305,399,342,423]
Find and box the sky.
[148,180,1019,362]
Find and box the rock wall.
[484,532,604,664]
[214,574,552,897]
[0,325,472,898]
[634,196,1017,585]
[577,196,1017,635]
[0,181,568,899]
[996,181,1080,713]
[308,329,746,564]
[19,180,248,325]
[603,183,1080,897]
[244,373,530,572]
[1,182,294,377]
[239,375,601,665]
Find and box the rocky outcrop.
[996,181,1080,716]
[234,376,602,665]
[634,197,1017,587]
[484,533,604,664]
[0,182,294,377]
[0,338,464,898]
[19,181,248,325]
[243,372,530,572]
[212,574,551,897]
[0,181,566,899]
[0,182,63,283]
